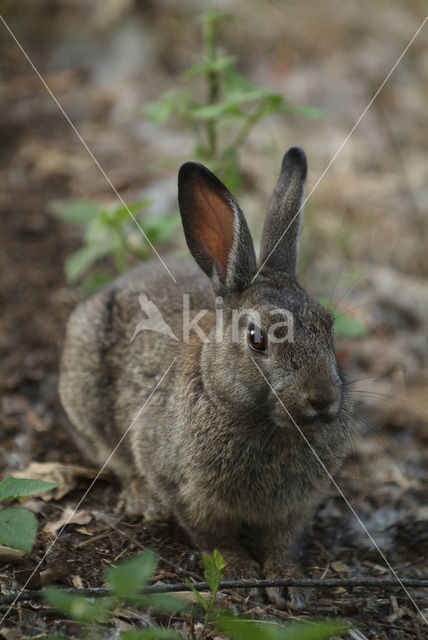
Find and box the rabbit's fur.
[59,147,351,608]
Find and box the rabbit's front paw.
[222,556,261,581]
[118,479,170,519]
[221,555,261,600]
[264,565,312,610]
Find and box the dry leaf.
[0,545,26,565]
[11,461,110,500]
[71,574,84,589]
[0,627,24,640]
[44,506,92,535]
[19,498,45,513]
[330,560,351,574]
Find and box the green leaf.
[44,586,112,624]
[185,577,209,612]
[259,93,287,113]
[333,313,368,338]
[202,555,217,592]
[122,200,152,219]
[107,550,157,600]
[143,91,189,125]
[281,621,348,640]
[81,271,114,294]
[199,9,232,27]
[0,477,58,502]
[192,101,241,121]
[184,54,237,78]
[142,212,181,245]
[215,114,243,130]
[121,629,183,640]
[223,67,256,92]
[288,103,328,118]
[64,242,111,283]
[202,550,226,592]
[217,614,348,640]
[48,199,101,226]
[213,549,227,572]
[139,593,189,613]
[98,201,150,229]
[192,89,278,121]
[0,508,37,552]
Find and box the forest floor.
[0,2,427,638]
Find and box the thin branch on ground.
[1,577,427,607]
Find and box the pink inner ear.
[192,181,234,282]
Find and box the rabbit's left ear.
[178,162,256,294]
[259,147,307,278]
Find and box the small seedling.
[51,10,324,292]
[0,477,58,553]
[49,199,180,292]
[144,10,325,192]
[217,615,348,640]
[43,548,349,639]
[185,549,227,637]
[44,549,186,639]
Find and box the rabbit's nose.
[307,387,339,416]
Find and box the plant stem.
[199,582,218,639]
[225,104,267,156]
[113,228,129,273]
[204,16,220,160]
[3,577,428,606]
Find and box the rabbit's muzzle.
[302,382,342,424]
[270,377,342,428]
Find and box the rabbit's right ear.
[178,163,256,295]
[258,147,307,279]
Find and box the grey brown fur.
[59,147,352,608]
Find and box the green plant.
[187,552,347,639]
[217,615,348,640]
[186,549,227,637]
[144,10,325,192]
[44,550,186,639]
[0,477,58,553]
[49,199,181,292]
[318,297,368,339]
[51,10,324,293]
[43,549,349,639]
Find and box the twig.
[0,545,26,565]
[204,16,220,158]
[0,577,427,607]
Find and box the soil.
[0,2,427,639]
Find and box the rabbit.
[59,147,352,608]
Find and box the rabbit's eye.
[247,324,266,352]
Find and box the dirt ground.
[0,2,427,638]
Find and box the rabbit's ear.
[178,162,256,293]
[258,147,307,278]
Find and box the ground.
[0,2,427,638]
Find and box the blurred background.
[0,0,427,635]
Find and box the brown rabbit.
[59,147,351,608]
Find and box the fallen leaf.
[19,498,45,514]
[44,506,92,536]
[75,527,93,536]
[11,461,110,500]
[0,627,23,640]
[0,544,26,565]
[330,560,351,574]
[15,558,70,587]
[71,574,84,589]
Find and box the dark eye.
[247,323,266,352]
